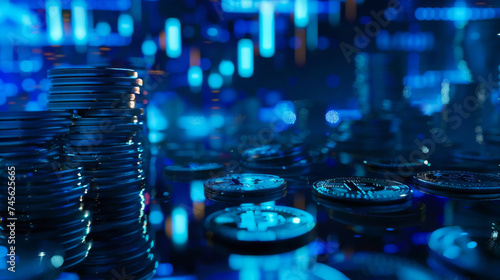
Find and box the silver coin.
[414,171,500,193]
[313,177,412,204]
[204,173,286,202]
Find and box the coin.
[313,177,413,204]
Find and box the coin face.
[204,205,316,253]
[414,171,500,193]
[313,177,412,204]
[204,173,287,203]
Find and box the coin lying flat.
[205,205,316,254]
[313,177,412,204]
[204,173,287,203]
[413,171,500,193]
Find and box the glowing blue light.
[156,263,174,276]
[200,58,212,70]
[258,108,274,122]
[294,0,309,28]
[20,60,33,72]
[142,39,157,56]
[220,88,237,103]
[237,39,253,78]
[95,22,111,36]
[46,0,63,44]
[466,241,477,249]
[282,111,296,125]
[25,101,43,111]
[71,0,88,44]
[118,14,134,37]
[219,60,235,76]
[166,18,182,58]
[56,273,79,280]
[325,110,340,124]
[178,116,210,137]
[259,2,275,57]
[470,32,480,40]
[383,244,398,254]
[443,245,461,259]
[149,210,164,225]
[0,95,5,106]
[208,73,223,89]
[306,0,318,50]
[172,207,188,246]
[207,27,218,36]
[190,180,205,202]
[329,0,340,26]
[22,78,36,92]
[50,255,64,268]
[187,66,203,87]
[0,246,7,257]
[209,115,225,128]
[147,100,169,131]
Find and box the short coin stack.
[46,68,157,279]
[0,111,91,279]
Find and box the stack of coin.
[0,111,91,279]
[46,68,157,279]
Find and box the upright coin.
[313,177,412,204]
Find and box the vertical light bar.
[188,66,203,87]
[165,18,181,58]
[328,0,340,26]
[172,207,188,246]
[46,0,63,44]
[259,2,275,57]
[238,39,253,78]
[294,0,309,28]
[118,14,134,37]
[306,0,318,50]
[71,0,88,45]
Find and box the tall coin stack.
[46,68,157,279]
[0,111,92,279]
